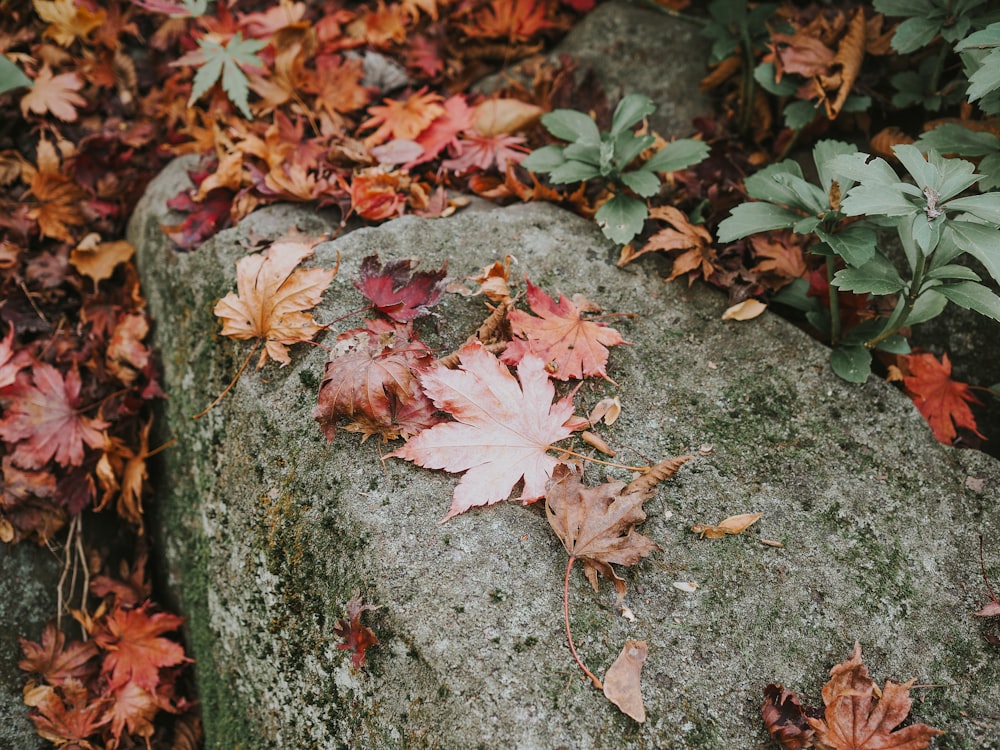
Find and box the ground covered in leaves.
[1,0,999,747]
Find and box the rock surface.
[128,155,1000,749]
[0,543,61,750]
[477,0,713,137]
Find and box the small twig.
[549,445,649,472]
[56,514,78,630]
[193,340,260,419]
[564,556,603,690]
[76,516,90,634]
[980,534,999,605]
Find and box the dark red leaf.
[354,253,448,322]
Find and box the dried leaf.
[900,352,984,444]
[722,299,767,321]
[692,512,762,539]
[334,592,380,670]
[388,342,575,521]
[70,236,135,285]
[603,640,648,723]
[93,603,188,691]
[19,64,86,121]
[213,234,336,369]
[354,253,447,322]
[807,643,944,750]
[762,683,815,750]
[544,463,661,604]
[501,278,629,380]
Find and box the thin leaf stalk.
[192,339,261,419]
[865,251,927,348]
[738,27,757,137]
[549,445,649,472]
[564,555,603,690]
[826,255,841,345]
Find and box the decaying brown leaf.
[603,640,648,723]
[691,512,762,539]
[762,683,815,750]
[807,643,944,750]
[722,299,767,321]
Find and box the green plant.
[718,140,1000,382]
[521,94,709,245]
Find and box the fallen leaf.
[762,683,815,750]
[691,512,762,539]
[214,234,336,369]
[354,253,447,322]
[975,601,1000,617]
[473,98,543,136]
[70,236,135,285]
[545,462,667,603]
[313,319,438,443]
[388,341,575,521]
[334,592,380,670]
[806,643,944,750]
[23,681,111,747]
[501,278,629,380]
[19,64,86,122]
[33,0,105,46]
[603,640,648,723]
[0,363,109,469]
[722,299,767,321]
[18,623,99,686]
[672,580,699,593]
[361,87,445,147]
[900,352,984,444]
[93,603,189,691]
[588,397,621,426]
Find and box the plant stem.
[192,340,260,419]
[564,556,603,690]
[826,256,841,346]
[738,26,757,137]
[928,42,951,100]
[865,252,926,349]
[549,446,649,472]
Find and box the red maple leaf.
[162,186,234,250]
[0,363,109,469]
[354,253,447,322]
[92,603,189,691]
[334,592,380,670]
[313,319,439,442]
[501,278,629,380]
[900,352,984,444]
[19,623,99,686]
[388,341,575,520]
[23,682,110,748]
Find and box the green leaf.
[829,152,900,188]
[771,278,818,313]
[936,280,1000,321]
[596,195,648,245]
[946,192,1000,223]
[874,334,911,354]
[925,264,982,282]
[907,288,948,325]
[610,94,655,136]
[563,140,602,165]
[783,100,818,130]
[716,202,803,242]
[832,256,905,295]
[917,123,1000,157]
[521,145,567,173]
[839,185,916,217]
[830,345,872,383]
[754,62,798,96]
[890,16,942,53]
[188,33,266,119]
[541,109,600,146]
[955,22,1000,51]
[0,56,31,96]
[945,220,1000,284]
[812,140,858,194]
[612,131,654,170]
[966,46,1000,102]
[548,160,602,184]
[815,224,877,267]
[621,169,661,198]
[642,139,710,174]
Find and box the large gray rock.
[0,543,61,750]
[478,0,713,137]
[128,156,1000,749]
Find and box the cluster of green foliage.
[521,94,709,244]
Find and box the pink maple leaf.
[388,341,575,521]
[0,363,109,468]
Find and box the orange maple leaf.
[900,352,984,444]
[361,87,445,146]
[334,592,380,669]
[458,0,557,41]
[19,623,99,686]
[806,643,944,750]
[388,341,575,521]
[25,139,87,242]
[23,681,110,747]
[214,234,336,369]
[20,64,87,122]
[501,278,629,380]
[33,0,105,46]
[750,230,808,288]
[617,205,715,285]
[93,603,189,691]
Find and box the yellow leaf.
[473,99,543,136]
[603,640,648,723]
[722,299,767,321]
[691,512,762,539]
[33,0,105,47]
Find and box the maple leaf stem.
[550,446,649,473]
[980,534,1000,605]
[144,437,178,459]
[564,555,603,690]
[192,340,260,420]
